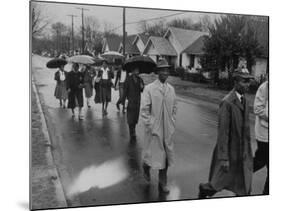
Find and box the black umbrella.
[46,58,67,69]
[123,56,156,74]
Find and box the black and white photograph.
[30,0,269,210]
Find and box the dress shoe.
[198,183,216,199]
[158,183,170,194]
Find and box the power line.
[106,11,186,33]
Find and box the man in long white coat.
[141,59,177,193]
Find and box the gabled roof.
[143,36,177,56]
[103,36,122,52]
[164,27,208,53]
[133,33,150,46]
[183,35,208,55]
[118,34,140,55]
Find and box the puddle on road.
[67,157,129,197]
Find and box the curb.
[32,77,68,208]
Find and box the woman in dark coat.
[99,61,114,116]
[123,67,144,141]
[67,63,85,120]
[94,68,102,104]
[54,64,68,108]
[84,65,96,108]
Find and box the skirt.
[84,83,93,98]
[54,81,68,100]
[100,79,112,103]
[67,89,84,109]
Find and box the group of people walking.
[54,60,117,119]
[53,57,269,196]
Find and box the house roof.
[103,36,122,52]
[118,34,140,54]
[138,33,150,45]
[183,35,208,55]
[133,33,150,46]
[143,36,177,56]
[164,27,208,53]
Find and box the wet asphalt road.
[32,55,267,207]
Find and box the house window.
[190,55,195,67]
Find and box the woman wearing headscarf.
[54,63,68,108]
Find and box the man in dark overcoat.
[198,69,254,198]
[123,67,144,142]
[67,63,85,120]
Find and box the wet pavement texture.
[32,55,267,207]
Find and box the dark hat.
[233,67,254,80]
[156,59,170,69]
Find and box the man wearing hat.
[198,69,254,198]
[141,59,177,193]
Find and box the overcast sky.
[32,1,222,36]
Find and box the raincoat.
[209,90,253,195]
[141,79,177,170]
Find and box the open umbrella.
[68,55,95,64]
[46,58,67,69]
[101,51,124,60]
[123,55,156,74]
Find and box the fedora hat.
[156,58,171,69]
[233,67,254,80]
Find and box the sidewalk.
[31,82,67,210]
[141,73,255,112]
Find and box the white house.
[163,27,208,68]
[142,36,177,66]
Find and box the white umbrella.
[68,55,95,64]
[101,51,124,59]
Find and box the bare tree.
[138,20,167,36]
[51,22,68,54]
[31,4,49,39]
[199,15,213,32]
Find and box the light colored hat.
[156,59,170,69]
[233,68,254,79]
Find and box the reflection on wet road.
[67,157,129,196]
[32,55,266,207]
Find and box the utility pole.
[122,7,126,57]
[76,7,89,54]
[67,14,77,55]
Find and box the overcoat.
[209,89,253,195]
[141,79,177,170]
[54,70,68,100]
[123,74,144,125]
[67,71,84,109]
